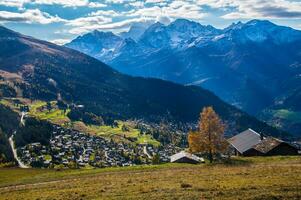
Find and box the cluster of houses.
[170,128,300,164]
[18,125,184,168]
[17,123,300,168]
[228,129,299,156]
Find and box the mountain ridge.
[65,19,301,136]
[0,25,288,139]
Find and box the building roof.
[252,137,284,154]
[170,151,204,163]
[228,129,263,154]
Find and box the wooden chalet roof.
[252,137,283,154]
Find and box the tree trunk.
[209,150,213,163]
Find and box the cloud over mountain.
[0,0,300,42]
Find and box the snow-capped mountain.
[139,19,221,49]
[65,30,123,62]
[66,19,301,136]
[222,20,301,44]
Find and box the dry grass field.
[0,156,300,200]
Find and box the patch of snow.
[185,77,215,86]
[212,34,225,41]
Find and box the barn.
[228,129,299,156]
[170,151,204,164]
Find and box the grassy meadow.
[271,109,301,123]
[0,98,160,146]
[0,156,300,200]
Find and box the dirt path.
[8,134,29,169]
[20,111,26,126]
[143,146,152,159]
[8,112,29,169]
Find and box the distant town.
[18,125,183,168]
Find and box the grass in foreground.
[0,156,300,200]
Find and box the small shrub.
[181,183,192,188]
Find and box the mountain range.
[66,19,301,136]
[0,25,286,139]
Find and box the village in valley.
[18,125,182,168]
[10,100,300,169]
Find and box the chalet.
[170,151,204,164]
[228,129,299,156]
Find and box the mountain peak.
[149,21,165,30]
[246,19,275,26]
[225,20,275,31]
[225,21,244,31]
[90,30,116,38]
[169,18,206,29]
[171,18,196,25]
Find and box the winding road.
[143,146,152,159]
[8,112,29,169]
[20,111,26,126]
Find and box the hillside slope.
[0,157,300,200]
[0,26,287,138]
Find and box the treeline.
[15,118,53,148]
[0,128,14,162]
[0,104,20,163]
[0,84,17,98]
[68,108,117,126]
[0,104,20,134]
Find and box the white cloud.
[68,17,154,34]
[0,9,65,24]
[60,0,206,35]
[126,1,206,21]
[0,0,29,7]
[89,10,121,17]
[0,0,107,8]
[129,1,144,8]
[51,38,71,45]
[156,15,171,24]
[3,0,299,44]
[145,0,165,4]
[67,15,112,27]
[222,0,301,19]
[195,0,301,19]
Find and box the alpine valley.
[0,25,291,164]
[0,25,282,134]
[66,19,301,137]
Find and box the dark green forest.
[0,104,19,162]
[15,118,53,148]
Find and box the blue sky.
[0,0,300,44]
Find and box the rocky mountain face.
[66,19,301,136]
[65,30,123,63]
[119,22,151,42]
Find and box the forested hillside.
[0,104,19,162]
[0,26,288,139]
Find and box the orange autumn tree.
[188,107,228,163]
